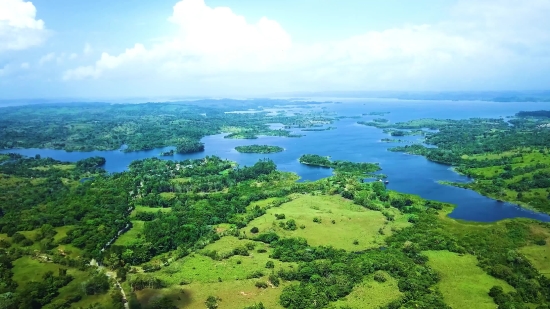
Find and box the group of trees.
[235,145,284,154]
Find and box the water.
[3,99,550,223]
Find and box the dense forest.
[361,113,550,213]
[0,100,332,152]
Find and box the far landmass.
[235,145,284,154]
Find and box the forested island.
[299,154,383,177]
[235,145,284,153]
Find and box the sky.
[0,0,549,99]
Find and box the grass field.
[330,272,402,309]
[520,224,550,276]
[12,256,64,289]
[424,250,515,309]
[243,194,409,251]
[31,164,75,171]
[136,280,289,309]
[114,220,145,246]
[135,235,297,308]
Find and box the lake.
[2,99,550,223]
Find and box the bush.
[535,239,547,246]
[247,270,264,279]
[256,232,280,244]
[275,214,286,220]
[244,303,266,309]
[374,271,387,283]
[255,281,268,289]
[257,248,267,253]
[265,261,275,269]
[331,220,336,224]
[268,274,280,287]
[11,232,27,243]
[313,217,321,223]
[205,296,221,309]
[353,239,359,245]
[250,227,259,234]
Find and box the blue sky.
[1,0,549,99]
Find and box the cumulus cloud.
[0,0,48,52]
[39,52,55,65]
[64,0,291,80]
[63,0,550,92]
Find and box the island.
[299,154,382,177]
[159,150,175,156]
[176,141,204,154]
[235,145,284,153]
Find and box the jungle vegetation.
[0,154,549,308]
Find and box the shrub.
[257,248,267,253]
[250,227,259,234]
[265,261,275,269]
[353,239,359,245]
[255,281,268,289]
[374,271,387,283]
[269,274,280,287]
[205,296,221,309]
[247,270,264,279]
[313,217,321,223]
[275,214,286,220]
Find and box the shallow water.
[3,99,550,222]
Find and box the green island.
[362,111,550,214]
[380,138,413,143]
[300,126,337,132]
[299,154,384,177]
[235,145,284,154]
[159,150,174,156]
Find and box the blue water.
[3,99,550,223]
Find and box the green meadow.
[424,250,515,309]
[243,194,410,251]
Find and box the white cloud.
[63,0,550,92]
[20,62,30,69]
[39,52,55,65]
[83,43,93,55]
[0,0,48,52]
[64,0,291,80]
